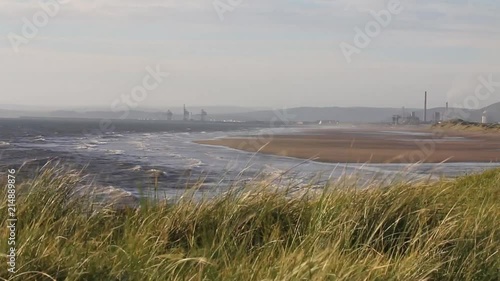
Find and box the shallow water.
[1,119,498,199]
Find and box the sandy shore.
[196,127,500,163]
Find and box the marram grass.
[1,166,499,281]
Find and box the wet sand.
[196,127,500,163]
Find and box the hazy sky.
[1,0,499,110]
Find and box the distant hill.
[212,103,500,123]
[212,106,479,123]
[0,106,268,120]
[211,107,419,123]
[1,102,498,124]
[482,102,500,123]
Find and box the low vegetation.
[1,165,499,280]
[434,119,500,132]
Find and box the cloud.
[1,0,499,108]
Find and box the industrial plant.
[392,91,499,126]
[162,105,210,122]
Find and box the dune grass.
[434,119,500,132]
[1,166,499,280]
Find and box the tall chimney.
[424,91,427,123]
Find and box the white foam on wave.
[0,141,10,147]
[128,165,142,171]
[88,139,107,145]
[82,185,139,209]
[128,141,148,150]
[83,143,98,148]
[33,135,46,142]
[102,134,124,139]
[185,158,203,168]
[106,149,125,155]
[165,152,182,158]
[76,142,98,150]
[147,169,167,176]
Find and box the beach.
[196,126,500,163]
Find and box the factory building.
[183,105,190,121]
[482,110,500,124]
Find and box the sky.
[0,0,499,110]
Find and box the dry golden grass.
[1,165,499,280]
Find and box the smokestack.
[424,91,427,123]
[445,102,448,120]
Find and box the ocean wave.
[101,134,124,139]
[147,169,167,176]
[128,165,142,171]
[0,141,10,147]
[32,135,46,142]
[75,142,99,150]
[185,158,203,168]
[88,139,107,145]
[106,150,125,155]
[83,185,138,209]
[165,153,182,158]
[128,141,148,150]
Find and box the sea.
[1,118,499,201]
